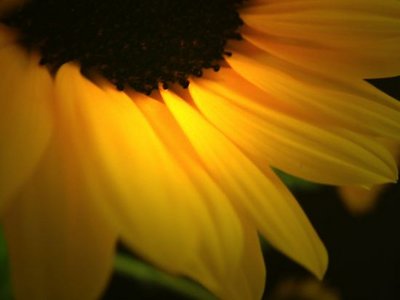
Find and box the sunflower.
[0,0,399,299]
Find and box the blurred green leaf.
[0,226,12,300]
[114,254,216,300]
[274,168,321,191]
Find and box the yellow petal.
[226,43,400,115]
[242,27,400,80]
[2,141,117,300]
[132,95,254,299]
[240,0,400,78]
[162,89,328,279]
[226,42,400,147]
[229,223,266,300]
[201,66,400,140]
[0,45,53,213]
[190,77,397,185]
[339,139,400,214]
[241,0,400,43]
[54,64,246,299]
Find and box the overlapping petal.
[228,41,400,139]
[162,89,328,279]
[53,64,248,299]
[241,0,400,78]
[133,95,250,299]
[228,222,266,300]
[339,139,400,214]
[0,43,53,213]
[200,66,400,140]
[189,77,397,185]
[2,141,117,300]
[242,0,400,42]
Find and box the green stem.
[114,254,217,300]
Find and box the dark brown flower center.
[2,0,245,94]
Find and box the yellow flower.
[0,0,399,299]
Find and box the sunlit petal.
[163,89,328,279]
[190,78,397,185]
[54,64,246,299]
[134,95,250,296]
[201,67,400,140]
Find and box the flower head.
[0,0,399,299]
